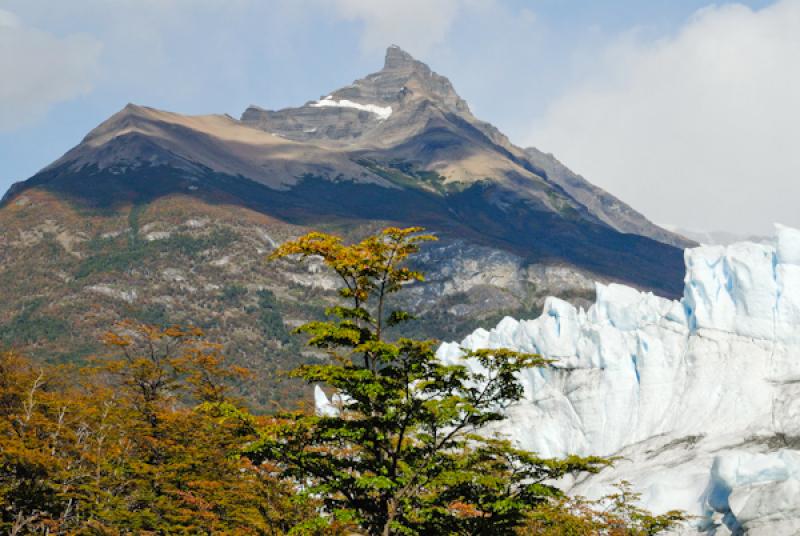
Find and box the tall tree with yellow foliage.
[247,227,611,535]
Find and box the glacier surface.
[433,224,800,534]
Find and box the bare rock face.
[240,45,470,146]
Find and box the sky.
[0,0,795,235]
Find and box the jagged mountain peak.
[378,45,452,97]
[371,46,466,113]
[348,45,466,113]
[240,45,472,148]
[383,45,427,72]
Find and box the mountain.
[1,46,692,407]
[437,224,800,534]
[2,46,690,293]
[239,46,690,250]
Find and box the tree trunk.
[381,499,397,536]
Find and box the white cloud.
[0,9,102,131]
[329,0,467,56]
[528,0,800,235]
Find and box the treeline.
[0,228,686,535]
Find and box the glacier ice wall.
[435,224,800,534]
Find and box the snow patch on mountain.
[435,224,800,534]
[310,96,392,120]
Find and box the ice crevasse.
[433,224,800,535]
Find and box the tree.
[0,327,320,535]
[246,227,610,536]
[0,350,74,534]
[90,321,315,534]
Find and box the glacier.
[433,224,800,534]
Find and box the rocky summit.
[1,46,691,407]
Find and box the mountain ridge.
[1,45,691,298]
[236,46,689,250]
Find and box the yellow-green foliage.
[0,326,316,535]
